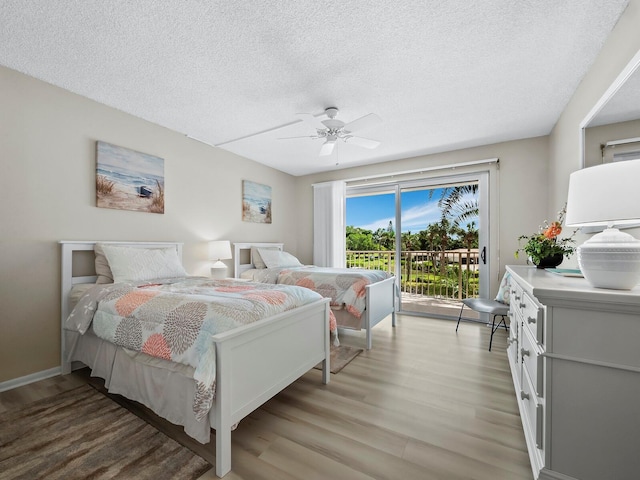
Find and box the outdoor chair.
[456,297,509,351]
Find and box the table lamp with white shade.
[209,240,232,278]
[565,159,640,290]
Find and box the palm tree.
[430,183,479,227]
[462,221,478,249]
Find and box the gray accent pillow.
[94,243,114,284]
[251,246,279,269]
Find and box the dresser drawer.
[521,367,544,451]
[521,326,544,397]
[511,283,524,313]
[507,309,518,341]
[519,291,543,345]
[506,334,519,385]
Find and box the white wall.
[295,135,550,296]
[0,66,300,382]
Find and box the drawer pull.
[536,404,544,449]
[527,316,536,324]
[520,391,530,400]
[521,348,530,357]
[514,295,521,301]
[519,302,526,309]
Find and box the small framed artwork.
[96,141,165,214]
[242,180,272,223]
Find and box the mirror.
[579,49,640,233]
[582,49,640,168]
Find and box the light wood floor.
[0,315,532,479]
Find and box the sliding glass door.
[346,171,490,320]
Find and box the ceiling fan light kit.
[320,137,337,156]
[284,107,382,156]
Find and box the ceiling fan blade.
[343,113,382,133]
[345,136,381,149]
[214,118,304,147]
[319,140,336,156]
[297,113,328,131]
[278,135,318,140]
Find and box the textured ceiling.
[0,1,630,176]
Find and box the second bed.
[234,242,397,349]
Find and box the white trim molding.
[0,367,61,392]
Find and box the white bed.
[233,242,397,350]
[60,240,331,478]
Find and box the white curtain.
[313,180,346,267]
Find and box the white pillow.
[258,248,303,269]
[100,244,187,283]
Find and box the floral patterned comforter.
[276,267,392,319]
[67,277,329,420]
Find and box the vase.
[534,253,564,269]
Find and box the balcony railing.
[346,249,480,300]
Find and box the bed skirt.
[67,329,213,444]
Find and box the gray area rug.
[0,384,211,480]
[314,344,363,374]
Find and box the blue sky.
[347,188,478,233]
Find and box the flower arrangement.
[515,205,576,266]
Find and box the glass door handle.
[480,246,486,264]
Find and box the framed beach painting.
[242,180,272,223]
[96,141,165,214]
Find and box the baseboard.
[0,366,61,392]
[539,468,579,480]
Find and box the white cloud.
[400,203,441,232]
[357,202,442,232]
[360,216,394,232]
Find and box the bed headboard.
[233,242,284,278]
[59,240,183,372]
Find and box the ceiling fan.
[281,107,382,156]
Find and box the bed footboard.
[363,276,397,350]
[212,298,330,477]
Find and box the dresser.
[506,266,640,480]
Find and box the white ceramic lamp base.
[211,260,228,279]
[577,228,640,290]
